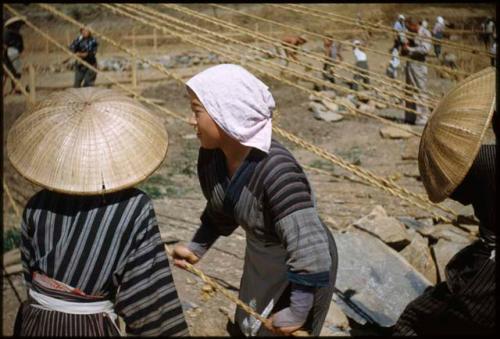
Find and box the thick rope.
[107,3,423,137]
[204,3,443,103]
[210,3,465,91]
[165,3,439,107]
[4,5,469,333]
[161,3,437,111]
[2,6,306,335]
[286,3,494,58]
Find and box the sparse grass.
[339,146,362,165]
[138,174,191,199]
[3,228,21,253]
[309,159,336,173]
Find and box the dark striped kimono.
[190,139,338,336]
[14,188,189,337]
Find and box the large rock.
[353,205,411,250]
[309,101,344,122]
[332,229,431,327]
[429,224,476,244]
[397,216,434,236]
[431,239,470,282]
[379,125,413,139]
[399,232,438,284]
[401,138,419,160]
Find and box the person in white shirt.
[393,14,407,51]
[352,40,369,91]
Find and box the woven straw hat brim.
[418,67,496,203]
[4,16,26,27]
[7,88,168,195]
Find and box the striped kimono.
[14,188,189,337]
[190,139,338,336]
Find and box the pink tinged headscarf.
[186,64,275,153]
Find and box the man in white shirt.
[352,40,369,91]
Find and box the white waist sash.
[29,289,120,333]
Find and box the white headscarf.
[186,64,275,153]
[437,16,444,25]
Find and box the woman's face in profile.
[187,88,223,149]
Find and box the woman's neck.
[220,137,251,178]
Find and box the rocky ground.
[3,3,496,336]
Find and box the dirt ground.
[2,3,496,336]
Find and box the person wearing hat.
[432,16,445,58]
[393,67,496,335]
[3,16,26,95]
[8,88,188,336]
[351,40,369,91]
[171,64,338,336]
[69,25,99,87]
[402,19,432,126]
[392,14,407,51]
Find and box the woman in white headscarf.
[172,64,338,336]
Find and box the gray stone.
[332,229,431,327]
[336,97,356,112]
[429,224,476,244]
[378,108,406,120]
[309,101,344,122]
[432,239,470,282]
[353,205,411,250]
[399,232,437,284]
[379,125,413,139]
[397,216,434,236]
[358,103,375,114]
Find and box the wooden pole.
[28,63,36,104]
[153,28,157,53]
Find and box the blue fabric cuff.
[287,271,330,288]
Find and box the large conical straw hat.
[7,87,168,195]
[4,16,26,27]
[418,67,496,203]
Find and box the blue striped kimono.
[190,139,338,336]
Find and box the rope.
[166,3,439,107]
[4,6,309,334]
[108,4,423,137]
[5,5,470,333]
[210,3,461,94]
[161,4,437,112]
[107,4,463,220]
[13,3,461,230]
[208,3,442,102]
[163,244,309,336]
[286,3,495,58]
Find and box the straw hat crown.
[418,67,496,203]
[7,87,168,195]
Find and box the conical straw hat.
[418,67,496,203]
[7,87,168,195]
[4,16,26,27]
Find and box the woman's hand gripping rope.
[166,243,310,336]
